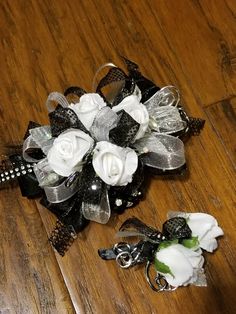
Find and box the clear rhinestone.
[15,168,19,172]
[1,173,4,177]
[115,199,122,206]
[26,164,31,168]
[4,171,8,175]
[16,172,20,177]
[22,170,26,175]
[21,166,25,170]
[11,174,15,178]
[28,169,32,173]
[2,178,5,182]
[10,170,13,173]
[126,202,133,207]
[6,176,10,180]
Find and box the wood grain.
[0,0,235,313]
[0,188,75,313]
[206,96,236,168]
[152,0,236,106]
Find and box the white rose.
[92,141,138,186]
[155,244,204,287]
[69,93,106,130]
[47,129,94,177]
[112,95,149,140]
[183,213,224,252]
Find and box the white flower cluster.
[155,213,223,287]
[47,93,149,185]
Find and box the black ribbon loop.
[49,105,88,136]
[109,110,140,147]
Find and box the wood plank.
[0,188,75,313]
[150,0,236,106]
[205,96,236,168]
[0,0,235,313]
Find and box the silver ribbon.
[92,62,117,92]
[34,159,81,203]
[82,187,111,224]
[149,106,187,134]
[23,126,54,162]
[23,135,40,162]
[134,133,185,170]
[44,176,80,203]
[33,158,59,187]
[46,92,70,112]
[144,86,180,109]
[144,86,186,134]
[90,106,119,141]
[30,126,54,155]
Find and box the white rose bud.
[155,244,204,287]
[47,129,94,177]
[112,95,149,140]
[92,141,138,186]
[183,213,224,252]
[69,93,106,130]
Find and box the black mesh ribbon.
[123,57,160,103]
[49,105,88,137]
[109,110,140,147]
[96,66,136,106]
[41,192,89,256]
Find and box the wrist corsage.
[0,58,205,255]
[99,212,223,291]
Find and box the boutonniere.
[99,212,223,291]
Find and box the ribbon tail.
[80,163,111,224]
[82,182,111,224]
[41,191,89,256]
[119,217,158,237]
[49,220,77,256]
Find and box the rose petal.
[187,213,217,240]
[200,238,218,252]
[155,244,194,287]
[70,93,106,130]
[174,212,223,253]
[47,129,93,177]
[200,226,223,252]
[92,141,138,186]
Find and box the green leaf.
[154,258,174,277]
[182,236,199,249]
[158,239,178,251]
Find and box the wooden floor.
[0,0,235,313]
